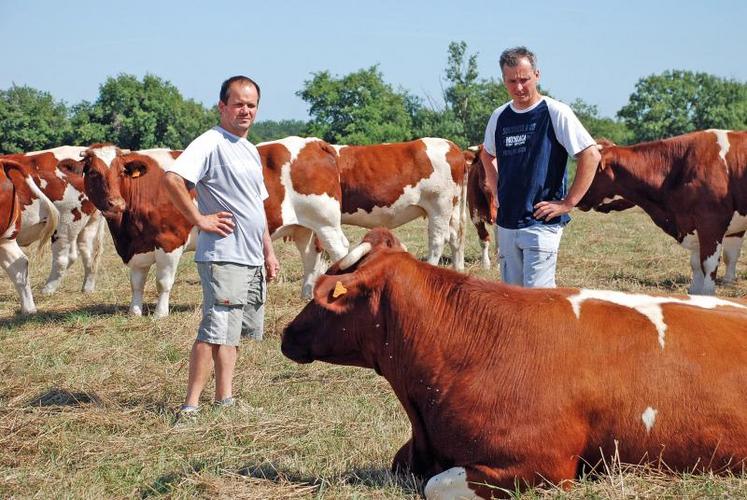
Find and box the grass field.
[1,208,746,498]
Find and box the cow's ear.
[123,160,148,179]
[58,159,84,176]
[313,272,364,313]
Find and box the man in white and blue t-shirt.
[479,47,601,287]
[163,75,280,419]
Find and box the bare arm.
[262,223,280,281]
[162,171,235,237]
[533,144,601,221]
[479,147,499,207]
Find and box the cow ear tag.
[332,281,348,298]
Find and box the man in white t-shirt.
[479,47,601,287]
[163,75,280,419]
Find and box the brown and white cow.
[464,147,498,269]
[282,228,747,499]
[334,138,467,270]
[257,136,349,298]
[81,145,195,317]
[0,158,59,314]
[2,146,106,295]
[578,130,747,295]
[82,138,348,313]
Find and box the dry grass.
[1,208,746,498]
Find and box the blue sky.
[2,0,745,122]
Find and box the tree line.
[1,42,745,154]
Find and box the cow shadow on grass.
[140,462,420,498]
[26,387,102,408]
[0,303,196,329]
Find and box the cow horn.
[338,242,372,271]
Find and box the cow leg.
[475,222,491,270]
[128,265,150,316]
[448,202,466,272]
[41,229,73,295]
[293,227,324,300]
[0,240,36,314]
[153,247,185,318]
[722,232,744,284]
[424,463,575,500]
[425,212,450,267]
[314,225,349,263]
[77,215,106,293]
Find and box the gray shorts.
[196,261,266,347]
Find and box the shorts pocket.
[209,263,247,307]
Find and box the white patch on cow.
[641,406,658,433]
[701,244,721,294]
[598,194,627,209]
[725,211,747,236]
[424,467,479,500]
[138,148,176,169]
[567,289,745,349]
[709,129,730,164]
[331,144,347,155]
[28,145,87,162]
[91,145,119,167]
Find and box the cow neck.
[608,145,684,239]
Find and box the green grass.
[1,208,746,498]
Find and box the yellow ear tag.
[130,170,142,178]
[332,280,348,298]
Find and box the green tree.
[0,85,70,154]
[429,41,510,148]
[570,99,632,145]
[249,119,308,143]
[297,66,413,144]
[618,70,747,142]
[70,74,217,150]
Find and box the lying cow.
[578,130,747,295]
[334,138,467,270]
[282,227,747,499]
[2,146,106,295]
[0,158,59,314]
[464,147,498,269]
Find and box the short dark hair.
[499,47,538,72]
[219,75,261,104]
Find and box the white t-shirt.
[167,126,269,266]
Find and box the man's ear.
[313,272,365,314]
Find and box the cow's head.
[576,140,632,213]
[80,144,141,217]
[281,228,407,369]
[466,146,498,224]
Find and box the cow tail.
[28,177,60,255]
[459,163,468,264]
[90,213,107,272]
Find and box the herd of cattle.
[2,129,744,317]
[2,129,747,496]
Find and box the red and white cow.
[0,158,59,314]
[282,228,747,499]
[464,147,498,269]
[82,138,349,313]
[334,138,467,270]
[81,145,194,317]
[578,130,747,295]
[257,136,349,298]
[2,146,106,295]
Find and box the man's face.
[502,57,541,110]
[218,82,259,137]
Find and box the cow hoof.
[301,286,314,300]
[153,309,169,319]
[82,281,96,294]
[129,306,143,316]
[41,285,57,296]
